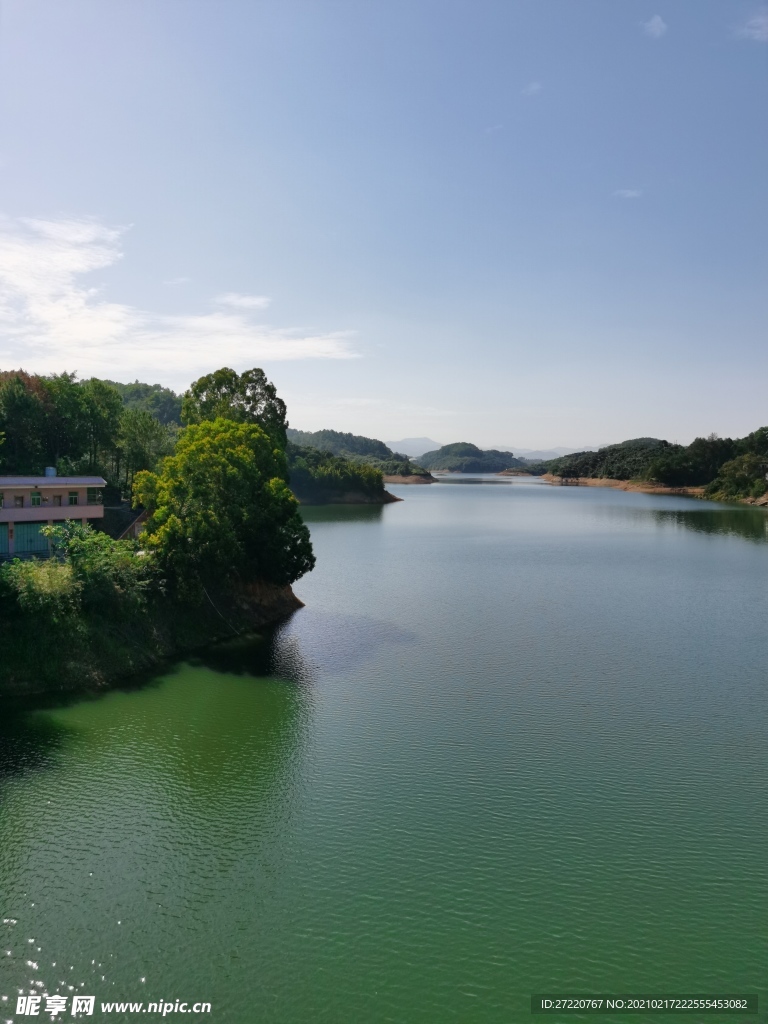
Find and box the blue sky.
[0,0,765,447]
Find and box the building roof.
[0,476,107,487]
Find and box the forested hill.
[104,380,182,425]
[286,427,431,478]
[546,438,672,480]
[546,430,768,501]
[418,443,523,473]
[288,428,392,460]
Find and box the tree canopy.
[181,367,288,447]
[134,418,314,591]
[0,370,181,493]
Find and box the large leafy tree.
[133,418,314,592]
[181,367,288,447]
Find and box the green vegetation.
[182,367,288,447]
[547,429,768,499]
[287,427,431,479]
[287,443,387,503]
[705,454,768,501]
[105,380,182,425]
[0,366,316,694]
[418,442,522,473]
[0,370,177,491]
[547,438,673,480]
[134,419,314,594]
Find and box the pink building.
[0,470,106,558]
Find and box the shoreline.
[0,582,303,698]
[383,474,435,485]
[541,473,706,496]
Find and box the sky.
[0,0,765,449]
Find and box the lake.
[1,477,767,1023]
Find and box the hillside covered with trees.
[0,369,392,506]
[287,427,431,479]
[546,430,768,500]
[418,442,523,473]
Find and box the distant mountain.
[385,437,443,458]
[418,442,523,473]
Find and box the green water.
[2,478,767,1023]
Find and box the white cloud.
[164,276,190,286]
[738,10,768,40]
[215,292,271,310]
[613,189,643,199]
[643,15,668,37]
[521,81,542,97]
[0,216,358,387]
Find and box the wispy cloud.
[521,81,542,97]
[163,276,190,286]
[737,9,768,40]
[215,292,271,310]
[643,14,668,37]
[613,189,643,199]
[0,216,358,387]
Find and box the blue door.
[0,523,8,556]
[15,521,50,555]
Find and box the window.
[14,495,24,508]
[52,495,62,507]
[0,493,3,509]
[31,491,41,507]
[68,492,79,506]
[87,488,102,505]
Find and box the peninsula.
[0,367,317,695]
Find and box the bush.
[0,558,81,622]
[43,522,156,612]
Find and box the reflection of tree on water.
[299,503,384,525]
[0,700,69,785]
[652,507,768,542]
[0,635,317,1002]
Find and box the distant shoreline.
[541,473,705,496]
[383,474,435,485]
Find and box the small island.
[418,442,524,474]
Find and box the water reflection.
[0,633,317,1004]
[652,507,768,542]
[0,702,69,785]
[435,476,514,485]
[596,501,768,543]
[300,503,384,523]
